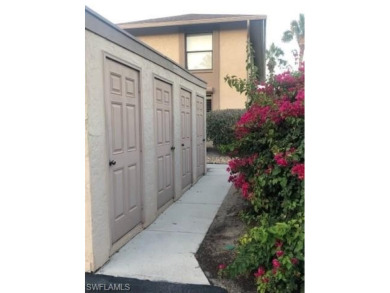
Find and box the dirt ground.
[207,147,230,164]
[206,142,230,164]
[195,186,257,293]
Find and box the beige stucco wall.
[85,98,94,271]
[219,29,248,109]
[135,29,248,110]
[137,34,180,63]
[85,29,206,272]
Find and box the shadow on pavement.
[85,273,228,293]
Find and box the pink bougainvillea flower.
[291,163,304,180]
[272,259,281,268]
[291,258,299,265]
[241,182,250,198]
[296,89,304,102]
[231,173,246,189]
[276,250,284,258]
[274,153,288,167]
[277,158,288,166]
[274,153,283,160]
[254,266,266,278]
[227,155,258,174]
[218,264,227,270]
[277,99,304,118]
[275,71,296,85]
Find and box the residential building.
[118,14,267,111]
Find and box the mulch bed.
[195,186,257,293]
[206,147,230,164]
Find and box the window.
[186,34,212,70]
[206,98,212,112]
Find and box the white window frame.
[186,33,213,70]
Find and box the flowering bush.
[220,64,304,293]
[227,65,304,223]
[224,216,304,293]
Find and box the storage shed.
[85,7,207,272]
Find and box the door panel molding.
[180,88,192,191]
[154,78,175,209]
[104,55,143,244]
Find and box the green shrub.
[226,216,304,293]
[206,109,245,152]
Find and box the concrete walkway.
[97,164,231,285]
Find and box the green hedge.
[206,109,245,151]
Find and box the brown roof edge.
[118,14,267,29]
[85,6,207,89]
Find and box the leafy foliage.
[282,14,305,64]
[266,43,288,77]
[219,63,305,293]
[227,217,304,293]
[206,109,245,153]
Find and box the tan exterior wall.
[219,29,248,109]
[135,29,248,110]
[85,29,206,272]
[137,34,180,63]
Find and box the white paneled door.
[105,58,142,244]
[180,89,192,191]
[155,79,174,209]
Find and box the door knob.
[202,139,206,142]
[109,160,116,166]
[181,143,185,146]
[171,146,175,150]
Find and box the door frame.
[153,74,176,211]
[103,52,145,247]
